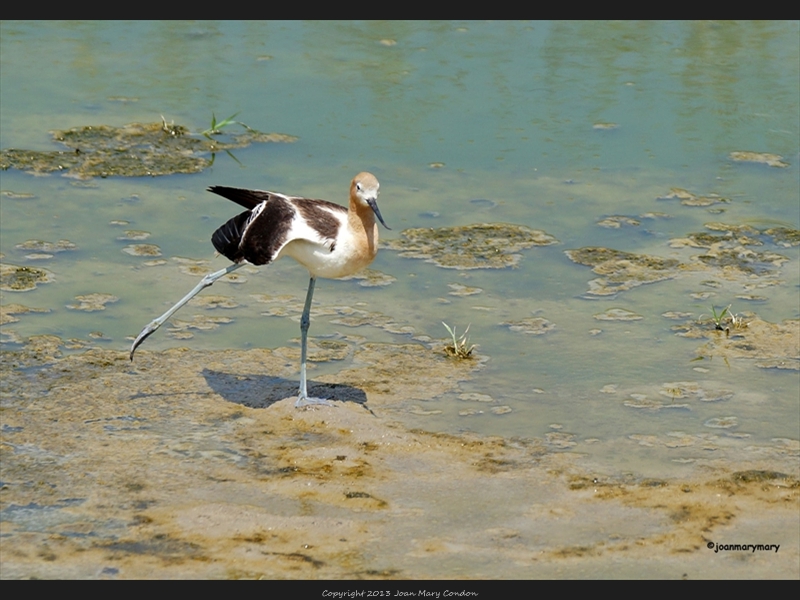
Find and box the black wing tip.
[208,185,248,197]
[207,185,269,210]
[211,210,252,262]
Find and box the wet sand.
[1,338,798,579]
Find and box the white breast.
[278,210,372,279]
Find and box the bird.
[129,172,389,407]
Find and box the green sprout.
[442,321,476,359]
[700,304,749,337]
[202,112,242,138]
[709,304,731,331]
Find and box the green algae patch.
[122,244,162,257]
[596,215,640,228]
[248,290,417,337]
[0,303,51,325]
[15,239,77,253]
[117,230,151,241]
[593,308,644,321]
[65,293,120,312]
[501,316,556,335]
[765,227,800,247]
[730,470,797,485]
[672,315,799,371]
[188,295,240,310]
[0,120,297,179]
[447,282,483,296]
[167,314,235,339]
[623,396,691,411]
[386,223,558,270]
[0,262,55,291]
[564,247,679,296]
[657,188,730,207]
[570,220,797,298]
[693,248,788,274]
[729,151,789,168]
[1,189,37,199]
[340,268,397,287]
[669,224,791,275]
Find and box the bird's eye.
[356,183,362,191]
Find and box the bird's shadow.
[200,369,368,409]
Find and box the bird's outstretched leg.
[296,276,334,408]
[130,263,244,360]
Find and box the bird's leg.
[296,276,333,408]
[129,263,244,360]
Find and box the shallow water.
[2,21,799,568]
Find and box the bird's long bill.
[367,198,391,230]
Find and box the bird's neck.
[349,198,379,256]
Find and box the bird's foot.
[129,321,160,361]
[295,395,336,409]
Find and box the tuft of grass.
[442,322,476,359]
[709,304,731,331]
[701,304,749,336]
[202,112,246,138]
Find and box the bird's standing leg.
[296,276,333,408]
[129,262,244,360]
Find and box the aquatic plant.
[202,112,254,138]
[1,116,296,179]
[727,310,749,333]
[442,322,475,359]
[708,304,731,331]
[702,304,749,335]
